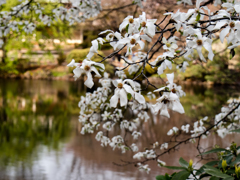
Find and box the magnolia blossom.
[115,34,144,56]
[181,124,190,133]
[67,59,105,88]
[110,79,135,107]
[110,79,145,107]
[132,131,142,140]
[87,38,105,59]
[139,12,157,37]
[167,127,179,135]
[157,159,166,167]
[187,30,214,62]
[152,92,184,118]
[154,73,185,98]
[119,15,139,34]
[162,37,178,53]
[152,52,174,75]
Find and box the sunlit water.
[0,79,240,180]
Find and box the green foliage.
[157,142,240,180]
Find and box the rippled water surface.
[0,79,240,180]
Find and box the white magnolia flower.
[139,12,157,37]
[68,59,105,88]
[181,124,190,133]
[115,34,144,56]
[160,143,168,150]
[167,127,179,135]
[152,92,184,118]
[162,36,178,53]
[132,131,142,140]
[87,38,105,59]
[157,159,166,167]
[187,30,214,62]
[152,52,174,75]
[177,61,189,72]
[110,79,134,107]
[216,20,240,43]
[115,70,127,79]
[131,143,139,152]
[99,72,111,88]
[154,73,185,98]
[119,15,139,34]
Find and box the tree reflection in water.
[0,79,240,180]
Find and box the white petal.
[165,60,172,70]
[141,34,152,42]
[123,84,134,96]
[73,67,83,78]
[157,64,165,75]
[84,72,94,88]
[220,26,230,43]
[137,40,145,50]
[110,94,119,108]
[152,103,162,115]
[160,105,170,118]
[196,46,206,62]
[135,92,145,104]
[91,66,101,77]
[166,73,174,84]
[67,59,76,67]
[94,62,105,71]
[213,21,227,30]
[172,100,185,114]
[203,42,214,60]
[120,89,128,107]
[154,87,165,92]
[99,29,112,35]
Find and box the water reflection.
[0,79,240,180]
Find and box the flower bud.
[222,160,227,170]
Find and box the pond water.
[0,79,240,180]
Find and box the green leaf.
[230,129,240,133]
[156,173,171,180]
[179,157,189,168]
[201,148,231,155]
[196,161,218,175]
[230,154,240,166]
[204,165,234,180]
[126,24,129,33]
[210,176,220,180]
[164,166,187,170]
[98,43,101,50]
[127,93,132,100]
[172,170,190,180]
[196,13,201,22]
[199,173,211,179]
[156,175,166,180]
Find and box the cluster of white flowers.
[214,99,240,138]
[137,163,151,174]
[190,116,208,138]
[64,0,240,173]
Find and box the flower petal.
[135,92,145,104]
[172,100,185,114]
[110,93,119,108]
[120,89,128,107]
[123,84,134,96]
[160,104,170,118]
[84,72,94,88]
